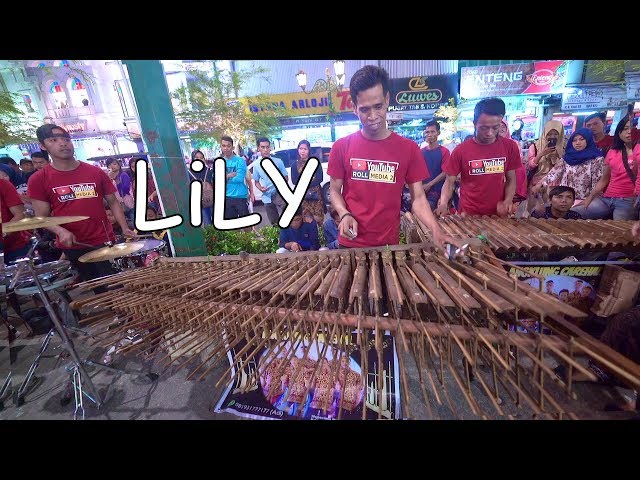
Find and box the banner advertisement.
[214,330,402,420]
[388,74,458,112]
[626,73,640,101]
[460,60,568,99]
[561,85,628,111]
[505,261,640,332]
[248,90,354,117]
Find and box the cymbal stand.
[10,237,158,417]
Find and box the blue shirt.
[252,156,287,204]
[279,220,320,251]
[323,218,339,249]
[530,206,582,220]
[224,155,248,199]
[421,146,446,194]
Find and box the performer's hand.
[431,227,461,253]
[435,203,449,217]
[496,200,513,217]
[632,222,640,240]
[582,196,594,210]
[57,228,76,247]
[339,213,358,240]
[122,227,136,238]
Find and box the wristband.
[340,212,353,221]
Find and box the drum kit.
[1,215,161,417]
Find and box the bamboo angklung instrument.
[71,244,640,420]
[403,215,640,253]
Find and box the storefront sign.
[248,91,328,115]
[389,74,457,112]
[460,61,568,98]
[214,330,402,420]
[60,120,87,133]
[626,73,640,101]
[561,85,628,111]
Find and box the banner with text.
[561,85,628,111]
[214,330,402,420]
[506,261,608,332]
[248,90,354,117]
[388,74,458,112]
[460,61,568,99]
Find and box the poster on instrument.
[507,261,608,331]
[213,330,402,420]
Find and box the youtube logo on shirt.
[53,183,98,202]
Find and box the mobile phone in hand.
[547,137,557,148]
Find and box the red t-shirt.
[444,136,520,215]
[595,135,614,156]
[27,162,116,249]
[0,178,30,253]
[327,131,429,247]
[605,145,640,198]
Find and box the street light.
[295,60,346,142]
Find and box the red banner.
[461,61,568,98]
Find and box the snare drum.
[4,260,78,296]
[113,239,166,270]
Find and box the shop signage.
[387,112,404,121]
[626,73,640,101]
[60,120,87,133]
[248,92,328,115]
[389,74,457,112]
[561,85,627,111]
[460,61,568,98]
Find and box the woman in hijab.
[540,127,604,211]
[527,120,566,211]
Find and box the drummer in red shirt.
[437,97,521,217]
[27,124,135,282]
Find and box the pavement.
[2,298,634,421]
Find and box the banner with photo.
[214,330,402,420]
[505,261,636,332]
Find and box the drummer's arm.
[30,198,75,246]
[7,204,26,222]
[105,194,133,237]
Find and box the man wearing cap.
[27,124,134,282]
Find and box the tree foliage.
[172,65,285,150]
[433,98,459,143]
[0,90,37,145]
[0,60,96,146]
[587,60,640,83]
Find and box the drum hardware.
[7,236,158,416]
[0,372,11,411]
[1,216,89,234]
[78,242,146,263]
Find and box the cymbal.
[78,242,146,263]
[2,216,90,233]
